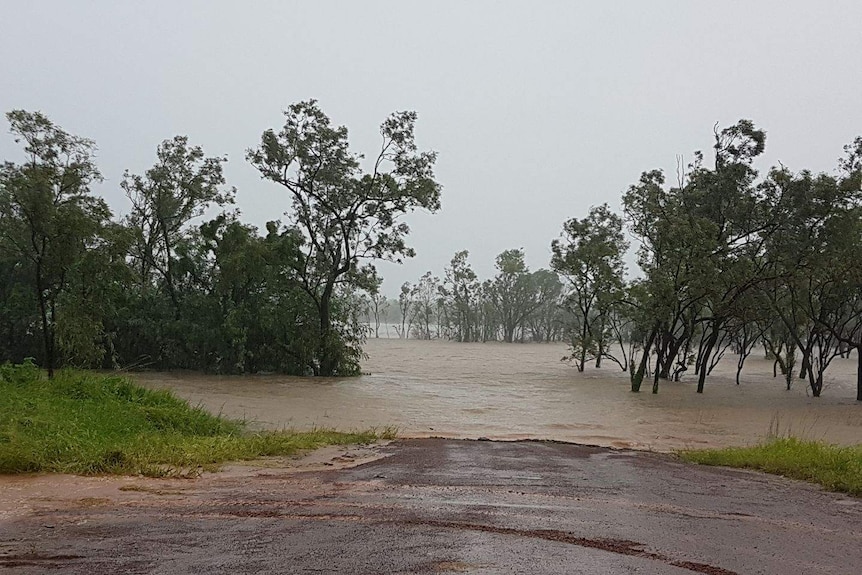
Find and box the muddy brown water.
[132,339,862,451]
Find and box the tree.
[622,120,772,393]
[441,250,480,342]
[122,136,234,318]
[767,137,862,400]
[365,277,389,338]
[409,271,441,340]
[525,269,564,342]
[397,281,414,339]
[758,166,856,397]
[247,100,441,375]
[685,120,769,393]
[552,204,628,372]
[0,111,109,377]
[485,249,542,343]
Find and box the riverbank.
[0,362,391,476]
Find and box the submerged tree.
[485,249,540,343]
[552,204,628,372]
[525,269,564,342]
[409,271,441,340]
[622,121,773,393]
[441,250,480,342]
[248,100,442,374]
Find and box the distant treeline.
[364,250,567,344]
[380,121,862,400]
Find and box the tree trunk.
[799,343,811,380]
[318,284,336,376]
[805,360,821,397]
[578,344,586,372]
[652,353,661,394]
[857,346,862,402]
[35,263,55,378]
[812,373,822,397]
[161,228,181,320]
[663,336,686,380]
[631,329,657,392]
[697,326,721,393]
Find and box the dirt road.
[2,439,860,574]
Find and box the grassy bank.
[0,361,392,476]
[681,438,862,497]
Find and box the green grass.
[680,438,862,497]
[0,361,394,476]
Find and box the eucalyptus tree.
[441,250,480,342]
[365,277,389,338]
[485,249,541,343]
[828,137,862,400]
[167,215,331,374]
[623,120,773,393]
[409,271,441,340]
[122,136,234,319]
[780,137,862,400]
[683,120,771,392]
[247,100,441,375]
[758,165,858,397]
[552,204,627,372]
[621,279,660,391]
[0,111,110,377]
[397,281,414,339]
[478,286,501,342]
[525,269,564,342]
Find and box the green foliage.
[681,439,862,497]
[0,111,110,376]
[552,204,628,371]
[122,135,234,317]
[0,364,389,475]
[440,250,481,342]
[0,107,399,377]
[485,249,542,343]
[247,100,441,374]
[617,120,862,399]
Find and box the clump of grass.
[680,438,862,497]
[0,361,393,476]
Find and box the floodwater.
[133,339,862,452]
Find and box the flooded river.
[134,339,862,451]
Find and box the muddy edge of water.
[132,339,862,452]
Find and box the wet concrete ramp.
[2,439,860,574]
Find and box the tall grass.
[681,438,862,497]
[0,361,392,476]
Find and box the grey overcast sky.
[2,1,861,295]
